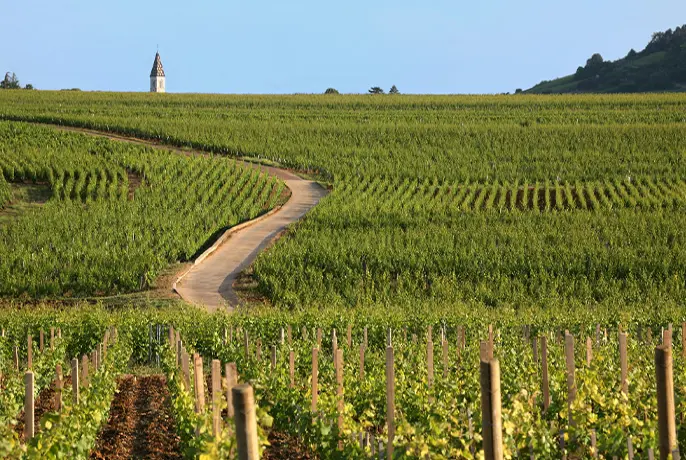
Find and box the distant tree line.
[368,85,400,94]
[1,72,34,90]
[324,86,401,95]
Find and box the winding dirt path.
[43,124,328,311]
[176,176,326,310]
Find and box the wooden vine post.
[211,359,222,437]
[289,350,295,388]
[655,345,677,459]
[193,354,205,413]
[232,384,259,460]
[39,330,44,353]
[442,332,449,379]
[244,330,250,359]
[386,333,395,459]
[682,322,686,359]
[347,324,352,349]
[336,349,344,449]
[55,364,63,412]
[332,329,338,371]
[480,340,493,362]
[427,332,434,390]
[564,333,576,426]
[71,357,79,404]
[225,362,238,418]
[82,355,89,388]
[311,347,318,413]
[663,328,672,349]
[24,371,35,440]
[540,336,550,412]
[480,357,503,460]
[14,346,19,370]
[586,337,593,366]
[619,331,628,394]
[359,343,365,380]
[27,335,33,369]
[181,351,190,390]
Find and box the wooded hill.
[526,25,686,93]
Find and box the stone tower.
[150,52,166,93]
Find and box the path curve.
[45,124,328,311]
[175,175,326,311]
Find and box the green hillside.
[526,25,686,93]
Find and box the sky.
[1,0,685,94]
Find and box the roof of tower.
[150,52,165,78]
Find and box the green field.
[1,92,685,308]
[0,174,10,209]
[1,92,686,458]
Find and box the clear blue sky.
[2,0,685,94]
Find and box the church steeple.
[150,52,166,92]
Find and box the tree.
[515,88,523,94]
[585,54,604,69]
[324,88,339,94]
[626,49,637,59]
[389,85,400,94]
[24,84,34,90]
[368,86,384,94]
[0,72,20,89]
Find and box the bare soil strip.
[91,375,181,460]
[263,430,313,459]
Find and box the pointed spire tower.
[150,52,166,93]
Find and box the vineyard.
[1,92,686,458]
[253,176,686,307]
[1,92,686,182]
[0,174,10,208]
[1,304,686,458]
[1,92,685,308]
[0,122,285,297]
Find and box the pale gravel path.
[44,124,328,311]
[176,178,327,311]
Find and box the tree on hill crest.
[1,72,20,89]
